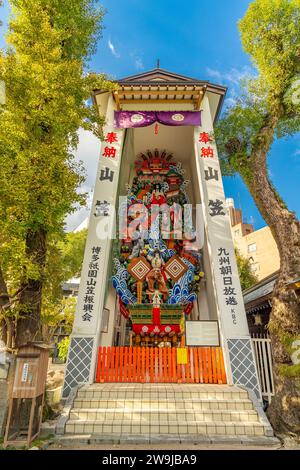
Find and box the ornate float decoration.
[112,150,204,347]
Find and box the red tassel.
[154,123,159,135]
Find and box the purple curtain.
[114,111,201,129]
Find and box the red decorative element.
[199,132,211,144]
[201,146,214,158]
[167,175,181,186]
[132,324,181,335]
[135,150,173,176]
[152,306,161,325]
[184,303,193,315]
[154,123,159,135]
[105,132,118,144]
[102,146,117,158]
[151,193,167,205]
[181,251,198,266]
[119,298,130,319]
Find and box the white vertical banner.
[194,122,249,337]
[194,95,262,399]
[73,126,125,335]
[63,124,125,397]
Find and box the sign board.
[13,357,39,392]
[177,348,188,364]
[101,308,110,333]
[21,363,29,382]
[185,321,219,347]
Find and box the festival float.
[112,150,204,348]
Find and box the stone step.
[73,398,254,411]
[61,385,273,439]
[81,384,240,390]
[69,408,259,423]
[76,389,249,400]
[65,420,265,437]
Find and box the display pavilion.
[57,68,272,439]
[64,69,260,399]
[59,68,273,440]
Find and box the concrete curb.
[48,433,281,447]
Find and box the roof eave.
[92,79,227,123]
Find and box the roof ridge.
[118,67,205,83]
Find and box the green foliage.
[57,336,70,361]
[215,87,267,178]
[43,228,87,303]
[0,0,109,242]
[239,0,300,112]
[30,434,55,449]
[278,363,300,378]
[57,229,87,278]
[41,228,87,341]
[41,296,75,342]
[216,0,300,180]
[276,332,300,363]
[216,5,300,429]
[235,249,258,291]
[0,1,114,345]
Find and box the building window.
[248,243,257,253]
[250,263,260,273]
[234,230,240,237]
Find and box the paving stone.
[180,434,211,444]
[240,436,281,447]
[149,435,181,444]
[209,436,243,444]
[120,435,150,444]
[90,434,121,444]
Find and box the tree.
[235,250,258,291]
[57,336,71,362]
[0,1,115,347]
[216,0,300,433]
[41,228,87,343]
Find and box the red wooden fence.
[95,346,227,384]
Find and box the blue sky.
[1,0,299,230]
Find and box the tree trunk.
[0,266,10,346]
[16,228,47,347]
[244,121,300,433]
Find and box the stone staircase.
[58,383,274,442]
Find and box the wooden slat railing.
[96,346,226,384]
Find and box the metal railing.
[251,334,275,403]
